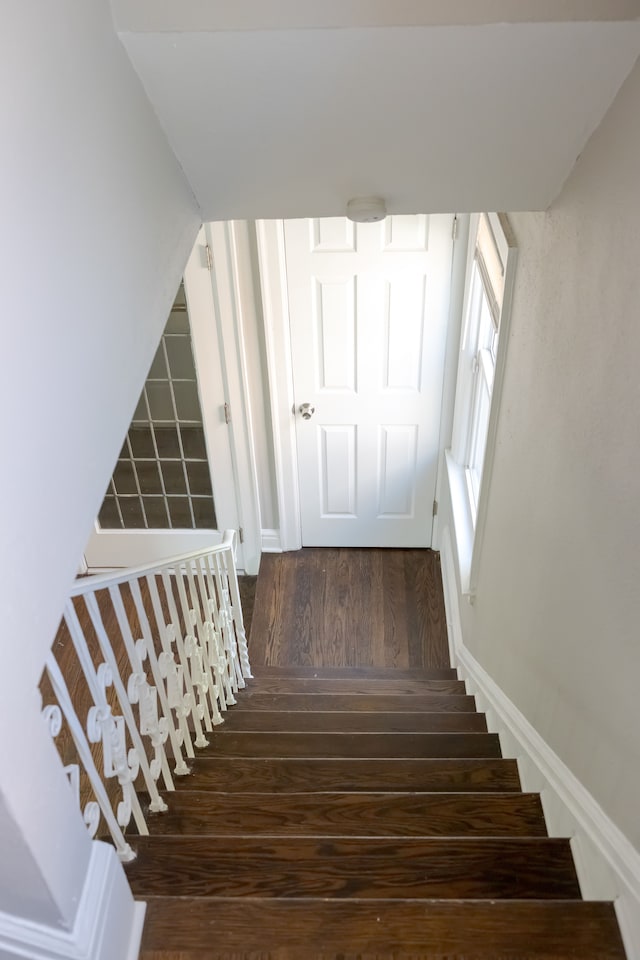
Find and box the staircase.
[126,665,627,959]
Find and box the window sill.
[445,449,476,600]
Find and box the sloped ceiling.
[113,3,640,218]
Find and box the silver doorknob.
[299,403,315,420]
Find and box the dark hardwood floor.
[249,548,449,670]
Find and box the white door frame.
[205,220,263,574]
[255,217,462,552]
[84,225,264,574]
[255,220,303,551]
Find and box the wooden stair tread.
[220,710,487,733]
[171,757,522,793]
[126,836,579,900]
[198,731,501,759]
[140,897,626,958]
[144,791,546,837]
[243,678,467,695]
[229,693,477,713]
[250,666,458,680]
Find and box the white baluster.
[146,575,195,759]
[173,570,215,732]
[84,660,147,835]
[161,569,209,748]
[85,590,171,807]
[221,537,253,680]
[64,603,148,836]
[202,556,237,705]
[128,579,190,776]
[44,656,136,862]
[126,635,173,800]
[210,552,243,695]
[184,561,224,724]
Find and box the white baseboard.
[440,524,640,960]
[0,841,145,960]
[261,528,282,553]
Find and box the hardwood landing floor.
[249,548,449,670]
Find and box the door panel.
[285,214,453,547]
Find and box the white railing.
[41,530,251,861]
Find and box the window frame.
[448,212,518,596]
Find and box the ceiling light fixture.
[346,196,387,223]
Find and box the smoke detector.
[346,196,387,223]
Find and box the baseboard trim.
[261,528,282,553]
[0,841,145,960]
[440,524,640,960]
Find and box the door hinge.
[452,215,459,242]
[205,243,213,271]
[432,499,438,517]
[238,527,244,544]
[223,402,231,424]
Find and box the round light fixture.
[346,196,387,223]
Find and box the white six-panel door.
[285,214,453,547]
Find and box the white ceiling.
[116,15,640,219]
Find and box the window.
[447,213,517,594]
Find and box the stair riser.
[173,757,522,793]
[229,693,477,712]
[251,666,459,680]
[127,837,580,900]
[220,711,487,733]
[198,732,502,759]
[144,791,547,837]
[140,898,627,958]
[243,678,467,695]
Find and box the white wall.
[0,0,200,944]
[442,57,640,852]
[1,0,200,697]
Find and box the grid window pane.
[161,461,188,495]
[167,497,193,529]
[154,426,181,459]
[98,496,120,528]
[142,497,169,528]
[129,426,155,459]
[186,461,213,496]
[137,460,163,495]
[148,344,167,380]
[98,281,216,531]
[146,382,174,421]
[120,497,145,528]
[180,426,207,460]
[165,336,196,379]
[132,392,147,423]
[173,381,201,421]
[113,460,137,495]
[192,497,216,529]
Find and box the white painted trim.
[0,841,145,960]
[255,220,302,552]
[468,215,518,595]
[261,528,282,553]
[446,213,518,597]
[440,525,640,960]
[206,221,263,574]
[432,214,470,551]
[85,527,224,570]
[186,227,243,566]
